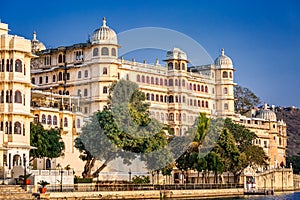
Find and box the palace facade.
[0,18,287,181]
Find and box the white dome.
[92,17,117,45]
[166,48,188,61]
[31,31,46,53]
[256,104,277,121]
[214,48,233,68]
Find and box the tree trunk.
[197,171,200,184]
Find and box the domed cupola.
[214,48,233,68]
[256,103,277,121]
[92,17,118,45]
[31,31,46,54]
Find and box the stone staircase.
[0,185,35,200]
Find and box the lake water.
[143,192,300,200]
[179,192,300,200]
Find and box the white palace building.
[0,18,286,180]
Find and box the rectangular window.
[39,77,43,84]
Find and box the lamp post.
[60,167,64,192]
[23,155,26,188]
[128,168,131,183]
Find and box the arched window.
[84,70,88,78]
[175,79,178,86]
[168,62,173,70]
[78,71,82,78]
[189,83,192,90]
[160,95,164,102]
[169,95,174,103]
[64,117,68,127]
[205,101,209,108]
[41,114,46,124]
[103,86,108,94]
[53,115,58,125]
[141,75,145,83]
[58,72,63,81]
[47,115,52,125]
[93,48,99,56]
[160,78,163,86]
[197,84,200,91]
[136,74,140,82]
[58,54,63,63]
[198,100,201,107]
[151,94,154,101]
[52,75,56,82]
[103,67,107,75]
[182,96,186,103]
[156,94,159,101]
[146,93,150,100]
[146,76,150,84]
[14,90,22,103]
[182,79,185,87]
[46,159,51,170]
[101,47,109,55]
[15,59,22,72]
[223,71,228,78]
[84,89,88,96]
[169,79,173,86]
[193,84,196,91]
[224,87,228,94]
[14,122,21,134]
[77,118,81,128]
[151,77,154,84]
[224,103,228,110]
[111,48,116,56]
[205,86,208,93]
[0,90,4,103]
[201,85,204,92]
[6,59,9,72]
[169,113,174,121]
[126,74,129,81]
[175,62,180,70]
[182,63,186,70]
[155,77,159,85]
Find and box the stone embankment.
[47,188,244,199]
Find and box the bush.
[131,175,150,184]
[74,176,93,183]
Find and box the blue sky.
[2,0,300,107]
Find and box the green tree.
[30,122,65,162]
[223,118,268,182]
[234,85,261,115]
[75,80,170,178]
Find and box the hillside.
[275,106,300,156]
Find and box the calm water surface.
[172,192,300,200]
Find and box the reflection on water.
[170,192,300,200]
[125,192,300,200]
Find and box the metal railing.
[47,183,244,193]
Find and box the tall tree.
[75,80,170,178]
[223,118,268,182]
[30,122,65,162]
[234,85,261,115]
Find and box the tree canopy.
[234,85,261,115]
[176,114,268,183]
[30,122,65,161]
[75,79,171,178]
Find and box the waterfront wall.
[255,168,294,191]
[49,188,244,199]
